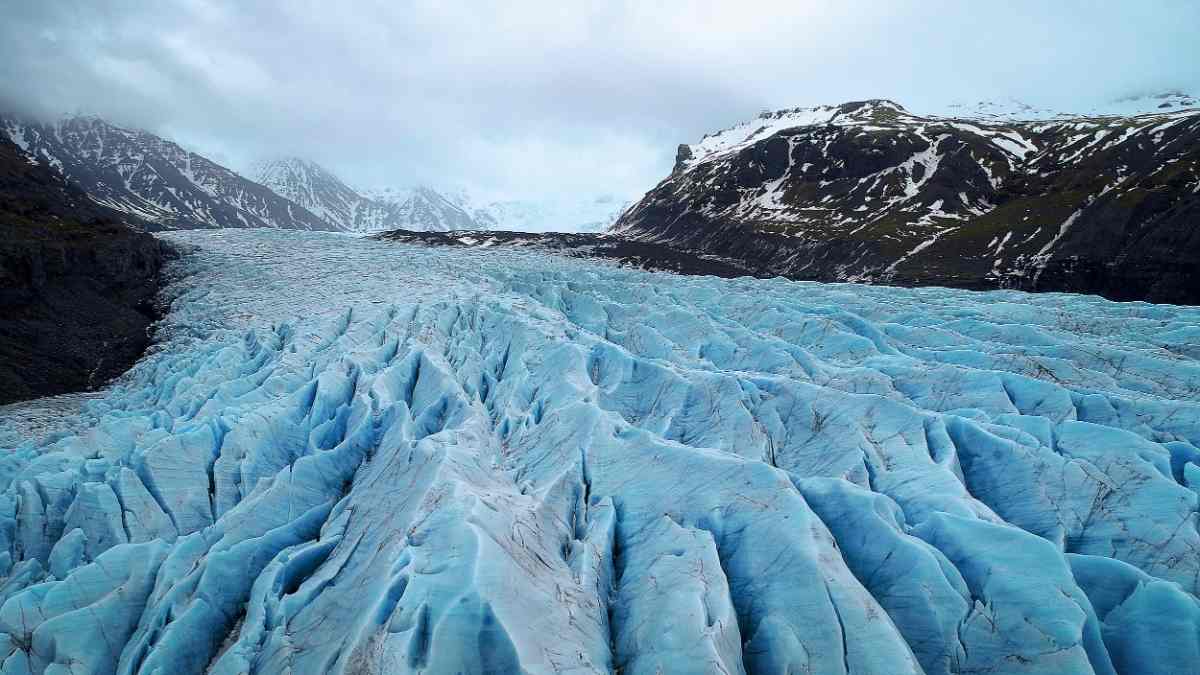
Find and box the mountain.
[378,228,755,277]
[255,158,481,233]
[0,133,172,403]
[0,116,630,236]
[3,226,1199,673]
[364,185,481,232]
[1,115,336,231]
[614,96,1200,304]
[453,192,632,233]
[253,157,382,231]
[942,90,1200,121]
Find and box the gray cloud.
[3,0,1198,202]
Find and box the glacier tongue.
[1,228,1199,675]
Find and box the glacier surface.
[1,229,1199,674]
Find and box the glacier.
[0,228,1198,675]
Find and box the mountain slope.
[0,133,172,402]
[367,185,481,232]
[256,157,484,232]
[1,116,337,231]
[253,157,371,229]
[614,98,1200,303]
[454,193,632,233]
[943,90,1200,121]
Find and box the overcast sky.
[3,1,1198,203]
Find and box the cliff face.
[614,100,1200,304]
[0,135,174,404]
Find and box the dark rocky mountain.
[613,98,1200,304]
[376,229,754,277]
[0,134,174,404]
[255,158,482,232]
[366,185,484,232]
[1,115,337,231]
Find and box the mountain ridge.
[451,191,632,233]
[253,157,480,233]
[1,115,340,232]
[0,132,173,402]
[613,96,1200,303]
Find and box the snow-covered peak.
[250,159,489,234]
[360,185,415,205]
[389,186,478,232]
[447,189,634,233]
[474,196,631,233]
[942,98,1066,122]
[681,100,917,169]
[253,156,332,186]
[683,106,839,169]
[355,186,634,234]
[252,156,362,229]
[942,90,1200,122]
[678,92,1200,173]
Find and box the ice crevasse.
[0,229,1199,674]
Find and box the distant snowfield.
[1,229,1199,674]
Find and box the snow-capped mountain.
[615,95,1200,304]
[253,157,382,231]
[0,132,171,402]
[452,192,632,233]
[363,185,481,232]
[355,185,631,234]
[942,98,1066,121]
[0,115,632,236]
[0,116,336,231]
[255,158,482,233]
[943,90,1200,121]
[1096,89,1200,115]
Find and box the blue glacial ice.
[1,228,1199,674]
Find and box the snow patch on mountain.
[618,92,1200,302]
[680,103,861,169]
